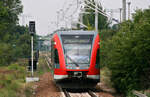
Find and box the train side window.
[96,49,100,68]
[54,49,59,64]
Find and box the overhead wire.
[57,0,119,29]
[65,0,80,19]
[83,0,119,23]
[58,0,82,28]
[84,0,109,17]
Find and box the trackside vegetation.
[0,64,26,97]
[0,0,36,96]
[100,9,150,95]
[0,0,31,65]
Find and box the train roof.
[56,30,98,35]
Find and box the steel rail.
[44,56,52,70]
[133,91,147,97]
[88,90,98,97]
[63,89,72,97]
[62,89,98,97]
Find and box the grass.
[0,64,26,97]
[126,92,138,97]
[24,54,52,97]
[26,55,51,77]
[144,89,150,97]
[0,54,51,97]
[147,93,150,97]
[0,59,38,97]
[36,56,50,75]
[24,83,34,97]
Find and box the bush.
[126,91,137,97]
[103,9,150,94]
[100,29,118,68]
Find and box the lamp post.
[122,0,126,21]
[128,2,131,20]
[119,8,122,22]
[95,0,98,32]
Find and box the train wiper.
[65,54,79,67]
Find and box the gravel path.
[34,72,61,97]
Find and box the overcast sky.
[19,0,150,36]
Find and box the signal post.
[26,21,39,82]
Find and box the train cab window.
[54,49,59,64]
[96,49,100,68]
[61,35,93,64]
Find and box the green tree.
[1,0,22,23]
[12,26,31,59]
[0,43,14,65]
[0,0,32,65]
[104,9,150,94]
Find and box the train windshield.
[61,35,93,64]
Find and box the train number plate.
[74,72,82,77]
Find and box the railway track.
[44,54,52,69]
[62,88,98,97]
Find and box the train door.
[51,40,60,69]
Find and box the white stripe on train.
[54,75,100,80]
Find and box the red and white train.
[51,30,100,88]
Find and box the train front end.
[51,31,100,88]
